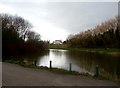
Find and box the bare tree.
[0,13,32,40]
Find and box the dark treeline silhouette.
[67,17,120,48]
[1,14,48,60]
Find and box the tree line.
[1,14,48,60]
[66,17,120,48]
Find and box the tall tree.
[1,14,32,40]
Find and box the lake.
[23,49,120,81]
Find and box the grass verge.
[4,59,116,82]
[49,44,120,53]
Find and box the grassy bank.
[4,59,86,75]
[4,59,112,81]
[49,44,120,53]
[5,59,120,84]
[49,44,68,49]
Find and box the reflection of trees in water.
[66,51,97,73]
[66,51,120,80]
[51,49,67,57]
[22,51,49,65]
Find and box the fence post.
[34,60,36,66]
[95,65,99,77]
[50,60,52,69]
[69,63,72,71]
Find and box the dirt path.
[2,62,120,86]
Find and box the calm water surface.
[24,49,120,80]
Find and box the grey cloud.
[42,2,118,34]
[0,1,118,35]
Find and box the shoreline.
[49,44,120,54]
[3,61,120,83]
[3,62,120,86]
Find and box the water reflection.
[36,49,120,80]
[38,49,70,70]
[66,51,120,79]
[21,51,49,66]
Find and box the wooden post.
[34,60,36,66]
[95,65,99,77]
[69,63,72,71]
[50,60,52,69]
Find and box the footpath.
[2,62,120,86]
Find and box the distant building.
[53,40,62,44]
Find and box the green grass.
[49,44,120,53]
[4,60,120,83]
[4,60,85,75]
[4,59,90,76]
[69,48,120,53]
[49,44,68,49]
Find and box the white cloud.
[0,4,16,14]
[0,0,48,4]
[30,19,69,42]
[0,1,118,42]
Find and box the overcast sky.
[0,0,118,42]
